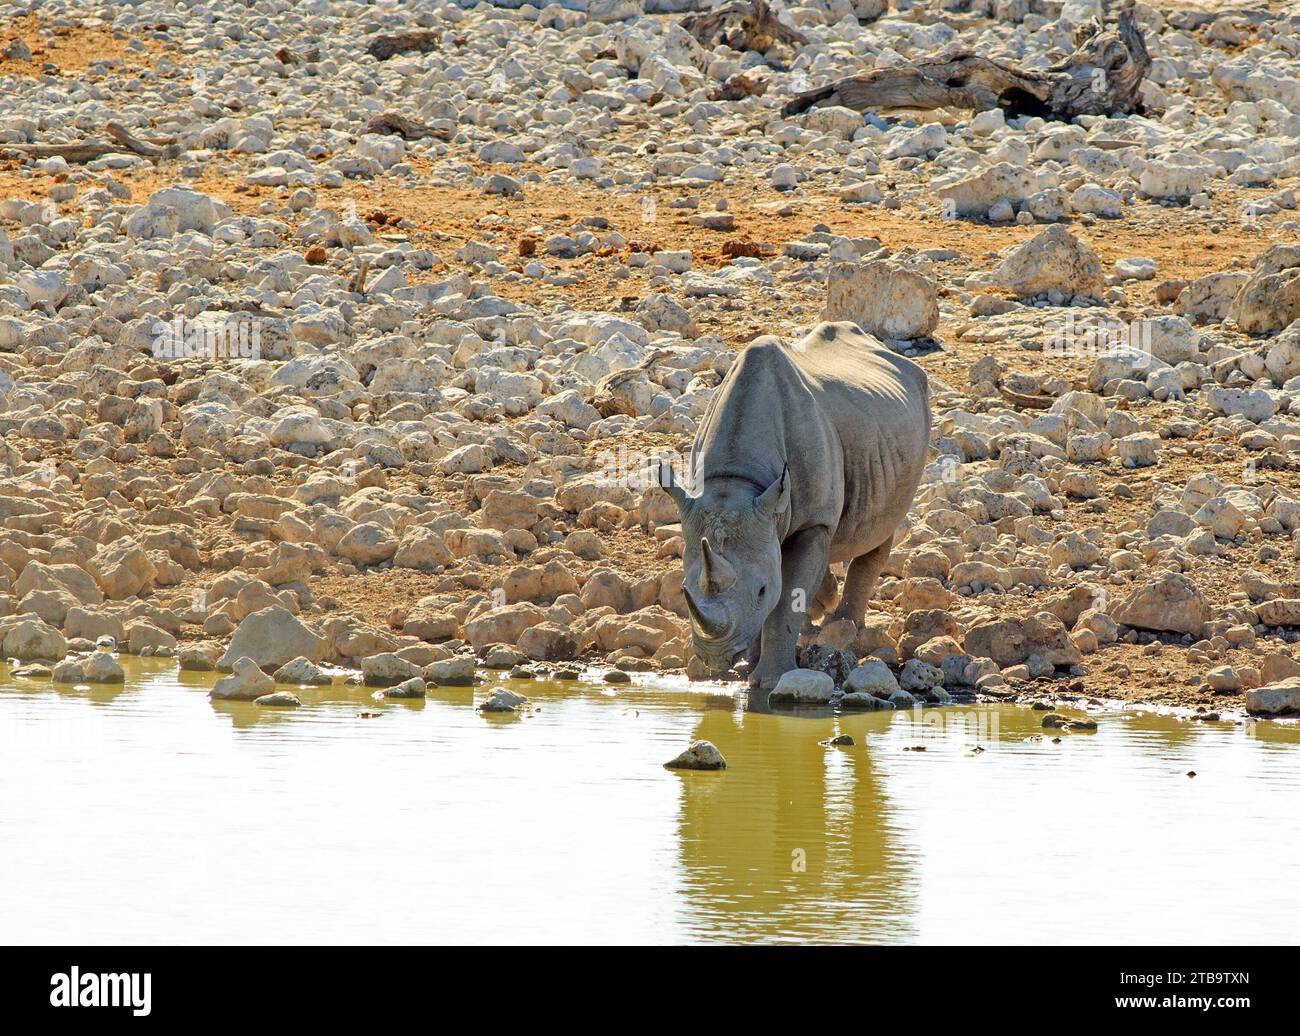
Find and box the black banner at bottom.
[0,945,1289,1023]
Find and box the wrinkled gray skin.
[661,321,931,693]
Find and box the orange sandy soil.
[0,13,180,78]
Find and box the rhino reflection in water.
[661,321,931,692]
[672,707,916,943]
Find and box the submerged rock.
[477,687,530,713]
[375,676,426,700]
[1042,713,1099,732]
[840,691,894,710]
[254,691,302,707]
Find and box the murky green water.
[2,658,1298,944]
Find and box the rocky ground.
[3,0,1300,718]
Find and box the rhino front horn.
[683,586,728,640]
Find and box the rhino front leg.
[748,525,832,692]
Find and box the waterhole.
[2,659,1297,943]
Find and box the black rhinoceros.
[661,320,931,691]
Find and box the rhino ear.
[656,455,693,513]
[755,464,790,520]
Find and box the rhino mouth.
[693,638,746,673]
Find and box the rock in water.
[254,691,302,707]
[1245,679,1300,715]
[51,660,85,684]
[361,652,423,686]
[179,645,218,672]
[663,740,727,771]
[769,669,836,704]
[375,677,426,700]
[425,656,476,686]
[83,652,125,684]
[211,657,275,701]
[840,691,894,710]
[217,606,327,670]
[1042,713,1098,731]
[844,659,900,698]
[476,687,530,713]
[274,656,332,686]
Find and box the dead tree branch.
[782,3,1149,121]
[366,112,442,140]
[0,121,180,163]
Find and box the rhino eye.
[758,585,766,598]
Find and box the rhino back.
[788,323,929,549]
[693,322,930,549]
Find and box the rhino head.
[660,462,790,672]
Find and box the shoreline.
[6,648,1299,728]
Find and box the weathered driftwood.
[366,112,440,140]
[683,0,808,54]
[998,385,1055,411]
[782,4,1149,121]
[367,30,441,61]
[2,121,179,163]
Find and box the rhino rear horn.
[755,464,790,520]
[656,455,692,512]
[700,537,736,593]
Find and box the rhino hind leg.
[808,568,839,621]
[828,536,893,625]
